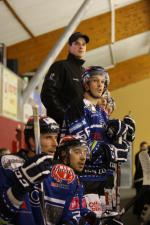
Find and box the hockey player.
[0,116,59,225]
[61,66,128,190]
[60,66,135,221]
[56,135,97,225]
[0,116,96,225]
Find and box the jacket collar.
[67,53,85,66]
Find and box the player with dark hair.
[56,135,97,225]
[0,116,96,225]
[0,116,59,225]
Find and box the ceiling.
[0,0,150,90]
[0,0,141,46]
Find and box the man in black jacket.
[41,32,89,125]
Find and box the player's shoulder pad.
[51,164,76,184]
[1,154,24,171]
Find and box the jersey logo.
[51,164,75,184]
[69,196,80,210]
[1,155,24,171]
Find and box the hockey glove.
[114,140,129,162]
[123,115,135,142]
[11,153,52,201]
[101,141,129,165]
[79,211,97,225]
[106,119,127,143]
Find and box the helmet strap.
[87,90,101,99]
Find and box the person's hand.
[11,153,53,201]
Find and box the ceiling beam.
[108,54,150,91]
[7,0,150,74]
[3,0,34,38]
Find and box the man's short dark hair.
[68,32,89,45]
[140,141,148,148]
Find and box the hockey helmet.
[24,116,59,141]
[81,66,110,90]
[56,135,89,161]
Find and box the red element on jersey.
[51,164,75,184]
[82,197,87,208]
[69,197,80,210]
[21,201,27,209]
[92,132,102,140]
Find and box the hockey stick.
[33,104,41,155]
[115,112,132,212]
[115,115,130,213]
[115,160,121,213]
[32,104,47,225]
[114,135,122,213]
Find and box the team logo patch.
[69,197,79,210]
[1,155,24,170]
[51,164,75,184]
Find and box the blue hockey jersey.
[61,99,113,182]
[0,154,90,225]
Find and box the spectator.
[41,32,89,125]
[134,141,149,193]
[133,141,150,224]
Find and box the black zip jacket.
[41,53,85,125]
